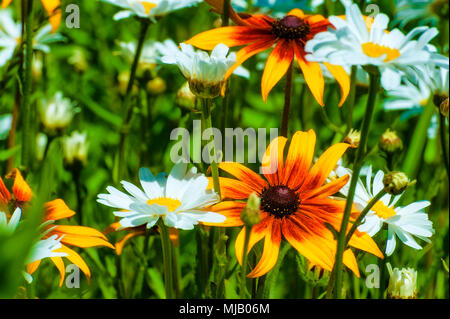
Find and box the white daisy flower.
[334,165,434,256]
[384,80,431,112]
[305,1,448,90]
[39,92,75,131]
[0,8,64,67]
[100,0,202,21]
[97,162,225,230]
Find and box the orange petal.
[1,0,12,8]
[261,39,294,102]
[282,130,316,189]
[302,175,349,200]
[51,225,110,241]
[218,162,267,192]
[50,256,66,287]
[287,8,305,18]
[300,143,349,192]
[235,216,273,265]
[343,249,360,277]
[56,245,91,283]
[293,42,325,106]
[6,169,32,203]
[247,218,282,277]
[202,201,246,227]
[26,260,41,275]
[115,230,146,255]
[261,136,287,186]
[44,199,76,221]
[104,222,122,234]
[57,233,114,249]
[216,177,257,200]
[324,63,350,106]
[224,37,276,80]
[185,26,273,51]
[0,176,11,206]
[40,0,61,33]
[348,230,384,259]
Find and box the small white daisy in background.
[63,131,89,166]
[0,8,65,67]
[39,92,75,132]
[386,263,418,299]
[161,43,239,98]
[97,162,225,230]
[305,1,449,90]
[100,0,202,21]
[334,165,434,256]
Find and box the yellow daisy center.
[372,201,396,219]
[147,197,181,212]
[362,42,401,62]
[140,1,157,14]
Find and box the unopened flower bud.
[440,98,449,117]
[118,71,138,95]
[147,77,167,96]
[433,93,447,108]
[68,48,88,72]
[344,129,360,148]
[176,82,197,111]
[387,263,418,299]
[379,129,403,153]
[383,171,409,195]
[35,133,48,162]
[189,79,224,99]
[241,193,261,227]
[63,131,89,166]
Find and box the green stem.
[114,20,150,183]
[158,219,175,299]
[439,114,449,179]
[240,225,252,299]
[345,66,358,135]
[281,63,293,138]
[201,98,221,196]
[345,189,387,246]
[402,102,435,179]
[331,68,380,299]
[21,0,34,169]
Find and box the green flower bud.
[440,98,449,118]
[241,193,262,227]
[343,129,360,148]
[383,171,409,195]
[147,77,167,96]
[379,129,403,153]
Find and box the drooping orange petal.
[51,225,110,241]
[282,130,316,189]
[40,0,61,33]
[216,177,257,200]
[261,136,287,186]
[56,245,91,283]
[347,230,384,259]
[185,26,273,51]
[343,249,360,277]
[293,42,325,106]
[224,36,276,80]
[302,175,349,200]
[0,177,11,206]
[55,233,114,249]
[1,0,12,8]
[6,169,32,203]
[235,216,273,265]
[50,256,66,287]
[218,162,267,192]
[261,39,294,102]
[247,218,282,277]
[115,230,146,255]
[44,199,76,221]
[300,143,349,192]
[324,63,350,106]
[26,260,41,275]
[202,201,246,227]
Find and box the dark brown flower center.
[272,15,310,40]
[260,185,300,218]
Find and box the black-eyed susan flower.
[203,130,383,278]
[2,0,61,33]
[185,2,350,105]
